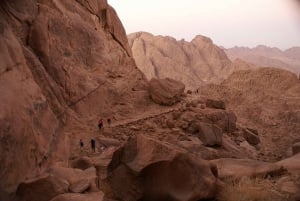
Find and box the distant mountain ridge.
[225,45,300,75]
[128,32,240,90]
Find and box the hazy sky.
[108,0,300,50]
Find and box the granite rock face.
[128,32,236,90]
[0,1,148,199]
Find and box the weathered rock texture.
[0,0,148,199]
[200,67,300,161]
[149,78,185,105]
[226,45,300,75]
[107,135,218,201]
[128,32,237,90]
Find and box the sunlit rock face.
[0,0,148,199]
[128,32,236,90]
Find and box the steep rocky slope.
[0,0,149,199]
[226,46,300,75]
[199,67,300,161]
[128,32,237,90]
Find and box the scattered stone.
[177,136,203,153]
[206,110,237,132]
[243,128,260,145]
[186,120,200,134]
[235,136,245,144]
[205,99,226,110]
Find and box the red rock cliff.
[0,0,148,199]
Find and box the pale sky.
[108,0,300,50]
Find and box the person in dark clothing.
[90,139,96,152]
[80,139,84,151]
[98,118,103,132]
[107,118,111,127]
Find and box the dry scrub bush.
[217,178,290,201]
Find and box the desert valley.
[0,1,300,201]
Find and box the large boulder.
[197,122,223,146]
[91,147,118,180]
[107,135,218,201]
[48,166,98,192]
[211,158,286,179]
[277,153,300,173]
[16,174,69,201]
[149,78,185,105]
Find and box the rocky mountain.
[226,45,300,76]
[128,32,239,90]
[199,67,300,160]
[1,1,300,201]
[0,0,149,199]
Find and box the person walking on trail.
[107,118,111,127]
[80,139,84,151]
[90,139,96,152]
[98,118,103,133]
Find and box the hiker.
[98,118,103,132]
[107,118,111,127]
[80,139,84,151]
[90,139,96,152]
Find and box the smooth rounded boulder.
[149,78,185,105]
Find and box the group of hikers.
[79,117,112,152]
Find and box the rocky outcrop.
[199,67,300,161]
[149,78,185,105]
[0,0,149,199]
[16,174,69,201]
[107,135,218,201]
[128,32,236,90]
